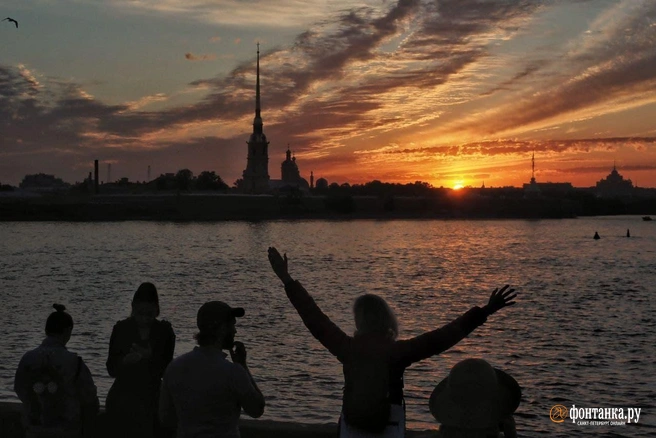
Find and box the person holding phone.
[106,283,176,438]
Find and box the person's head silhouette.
[45,303,74,344]
[195,301,245,349]
[131,282,160,328]
[353,294,398,340]
[430,358,521,438]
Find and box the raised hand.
[268,247,292,284]
[483,285,517,316]
[230,341,247,367]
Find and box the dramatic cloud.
[103,0,391,28]
[371,137,656,158]
[2,0,656,187]
[441,1,656,136]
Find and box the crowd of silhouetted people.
[14,247,520,438]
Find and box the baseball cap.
[197,301,245,331]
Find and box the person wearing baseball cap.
[159,301,264,438]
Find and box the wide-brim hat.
[197,301,245,331]
[429,359,521,429]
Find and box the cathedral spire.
[242,42,270,194]
[532,151,535,179]
[253,43,262,133]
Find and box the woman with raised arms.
[268,247,517,438]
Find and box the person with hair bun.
[14,304,99,438]
[106,282,176,438]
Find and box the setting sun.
[453,181,465,190]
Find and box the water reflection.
[1,218,655,437]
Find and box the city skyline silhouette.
[2,1,656,189]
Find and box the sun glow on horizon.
[453,180,465,190]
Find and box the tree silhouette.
[19,173,69,189]
[196,171,229,191]
[175,169,193,191]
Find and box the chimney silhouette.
[94,160,99,194]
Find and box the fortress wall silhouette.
[0,194,429,221]
[0,192,594,220]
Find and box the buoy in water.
[594,231,600,240]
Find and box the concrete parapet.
[0,402,437,437]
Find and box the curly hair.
[353,294,398,340]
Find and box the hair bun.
[52,303,66,312]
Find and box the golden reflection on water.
[1,218,655,437]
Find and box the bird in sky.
[2,17,18,28]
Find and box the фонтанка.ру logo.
[550,405,568,423]
[550,404,642,427]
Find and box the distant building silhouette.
[238,46,312,195]
[269,146,310,192]
[596,163,633,198]
[315,178,328,190]
[154,173,177,190]
[537,182,573,193]
[523,152,540,196]
[241,44,270,194]
[523,152,572,196]
[94,159,99,194]
[281,147,300,184]
[19,173,70,192]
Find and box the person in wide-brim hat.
[429,358,521,437]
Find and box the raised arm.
[394,285,517,365]
[268,247,351,360]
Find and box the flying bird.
[2,17,18,28]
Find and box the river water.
[1,218,654,437]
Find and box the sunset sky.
[2,0,656,188]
